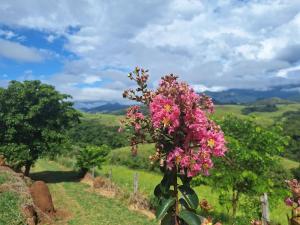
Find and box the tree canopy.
[210,115,289,222]
[281,110,300,160]
[76,145,110,177]
[0,80,80,175]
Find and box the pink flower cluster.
[151,77,227,177]
[124,105,144,132]
[284,179,300,207]
[122,73,226,177]
[149,94,180,134]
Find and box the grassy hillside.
[104,144,300,224]
[31,160,156,225]
[215,103,300,126]
[0,168,29,225]
[81,113,123,126]
[98,164,291,224]
[80,103,300,128]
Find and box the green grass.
[81,113,123,126]
[105,144,299,224]
[99,164,161,195]
[0,172,9,185]
[80,103,300,129]
[54,146,296,225]
[0,192,26,225]
[105,144,298,224]
[32,160,156,225]
[98,164,290,225]
[0,170,26,225]
[279,157,300,170]
[215,103,300,127]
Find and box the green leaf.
[179,198,191,210]
[178,185,199,209]
[154,184,161,197]
[178,210,201,225]
[161,212,175,225]
[159,173,173,196]
[155,197,176,220]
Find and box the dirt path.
[31,159,157,225]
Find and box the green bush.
[148,194,159,210]
[292,166,300,180]
[242,104,278,115]
[281,110,300,160]
[76,145,110,176]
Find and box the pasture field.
[100,144,300,225]
[81,103,300,128]
[81,112,123,126]
[215,103,300,126]
[31,160,156,225]
[56,142,299,225]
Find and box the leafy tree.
[281,110,300,160]
[210,115,288,222]
[241,103,278,115]
[76,145,110,176]
[0,80,80,175]
[292,166,300,180]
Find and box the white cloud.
[192,84,227,92]
[0,29,16,39]
[277,65,300,78]
[0,38,43,62]
[1,0,300,100]
[46,34,57,43]
[83,75,102,84]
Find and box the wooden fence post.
[109,168,112,188]
[133,173,139,194]
[92,167,95,178]
[261,193,270,225]
[108,168,112,181]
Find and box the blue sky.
[0,0,300,101]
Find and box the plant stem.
[174,167,179,225]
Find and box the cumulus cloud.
[0,38,43,62]
[1,0,300,100]
[0,29,16,39]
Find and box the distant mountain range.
[205,83,300,104]
[74,84,300,113]
[79,102,130,114]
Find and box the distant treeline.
[242,104,278,115]
[68,119,129,149]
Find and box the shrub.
[292,166,300,180]
[121,67,227,225]
[76,145,110,176]
[242,104,278,115]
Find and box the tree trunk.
[24,163,31,176]
[79,167,88,178]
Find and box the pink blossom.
[135,123,142,132]
[204,130,227,157]
[150,94,180,134]
[123,71,227,178]
[199,94,214,113]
